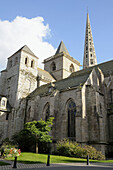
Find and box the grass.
[6,152,87,164]
[0,161,10,166]
[5,152,113,164]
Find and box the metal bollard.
[87,155,90,165]
[46,154,50,166]
[13,156,17,168]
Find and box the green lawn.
[5,152,113,164]
[6,152,87,164]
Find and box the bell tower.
[44,41,80,80]
[83,13,97,69]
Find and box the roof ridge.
[8,45,38,59]
[37,67,50,73]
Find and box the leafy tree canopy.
[25,117,54,143]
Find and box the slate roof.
[28,69,91,98]
[8,45,38,59]
[70,60,113,78]
[28,83,50,98]
[21,45,38,57]
[55,41,70,55]
[37,67,55,81]
[28,59,113,98]
[44,41,80,66]
[55,70,91,91]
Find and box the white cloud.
[0,16,56,70]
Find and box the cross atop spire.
[83,13,97,69]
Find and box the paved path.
[16,166,113,170]
[0,159,113,170]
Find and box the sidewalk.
[1,159,46,169]
[0,159,113,170]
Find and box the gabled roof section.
[55,70,91,91]
[70,60,113,78]
[37,67,55,81]
[8,45,38,59]
[28,68,91,98]
[55,41,70,55]
[44,40,80,66]
[26,59,113,99]
[21,45,38,57]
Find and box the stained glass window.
[67,99,76,138]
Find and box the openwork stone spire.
[83,13,97,69]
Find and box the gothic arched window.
[70,64,75,73]
[44,103,50,121]
[51,62,56,71]
[67,99,76,138]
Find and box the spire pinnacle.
[55,41,69,55]
[83,13,97,69]
[87,6,88,13]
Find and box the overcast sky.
[0,0,113,70]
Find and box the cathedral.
[0,13,113,157]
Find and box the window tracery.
[67,99,76,138]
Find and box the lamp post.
[87,155,90,165]
[46,142,51,166]
[13,156,17,168]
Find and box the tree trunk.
[36,141,38,153]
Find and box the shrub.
[56,139,105,160]
[12,129,36,152]
[0,138,19,158]
[56,139,78,157]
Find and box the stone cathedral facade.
[0,13,113,156]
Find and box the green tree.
[25,117,54,153]
[25,117,54,143]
